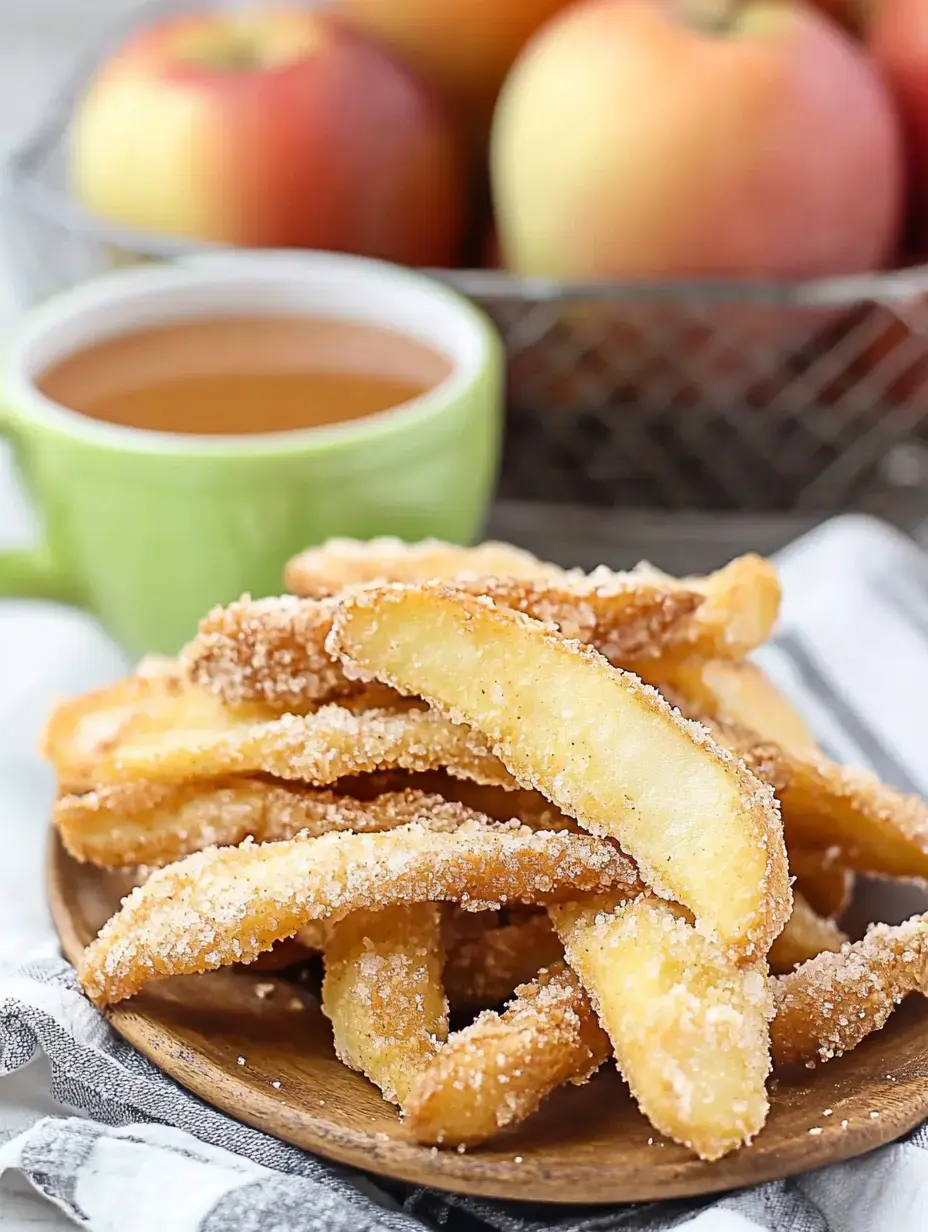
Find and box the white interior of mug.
[3,250,495,453]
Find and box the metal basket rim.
[6,0,928,312]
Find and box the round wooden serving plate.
[49,834,928,1205]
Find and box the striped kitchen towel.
[1,513,926,1232]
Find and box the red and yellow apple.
[71,7,466,264]
[871,0,928,255]
[336,0,575,135]
[809,0,881,35]
[492,0,903,281]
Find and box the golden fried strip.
[771,913,928,1066]
[651,661,928,883]
[404,962,609,1147]
[551,895,771,1161]
[780,755,928,881]
[768,893,848,975]
[322,904,447,1104]
[42,669,188,792]
[53,783,488,869]
[643,658,817,757]
[329,585,788,955]
[622,554,781,663]
[53,671,514,790]
[789,847,853,920]
[79,821,641,1006]
[443,912,563,1011]
[183,579,703,710]
[285,536,563,596]
[660,680,928,884]
[183,596,352,710]
[287,537,778,662]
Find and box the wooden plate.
[49,833,928,1205]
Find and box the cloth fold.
[2,514,927,1231]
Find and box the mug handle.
[0,410,76,602]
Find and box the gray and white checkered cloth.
[2,514,927,1232]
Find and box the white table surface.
[0,7,140,1226]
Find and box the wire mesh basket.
[4,1,928,520]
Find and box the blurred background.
[4,0,928,570]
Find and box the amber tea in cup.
[37,315,453,436]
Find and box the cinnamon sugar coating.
[79,821,641,1005]
[67,679,516,790]
[664,680,928,882]
[323,903,447,1105]
[286,537,778,662]
[443,911,564,1011]
[54,783,494,870]
[183,577,702,710]
[404,962,609,1146]
[552,894,771,1161]
[285,536,563,596]
[772,913,928,1066]
[768,893,848,975]
[328,584,789,955]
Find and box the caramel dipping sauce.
[36,315,453,436]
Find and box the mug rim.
[2,250,501,458]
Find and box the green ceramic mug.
[0,252,503,657]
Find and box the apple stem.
[687,0,744,36]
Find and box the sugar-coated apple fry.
[642,658,817,757]
[771,913,928,1067]
[779,756,928,881]
[285,536,563,597]
[79,820,641,1006]
[789,847,853,920]
[443,911,564,1011]
[53,783,488,869]
[322,904,447,1104]
[42,669,187,792]
[551,894,771,1161]
[404,962,609,1147]
[621,554,781,663]
[287,537,779,661]
[56,670,515,790]
[288,536,778,662]
[183,595,358,710]
[328,585,789,954]
[768,893,848,975]
[662,681,928,884]
[184,577,704,710]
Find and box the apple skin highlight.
[492,0,903,280]
[71,9,467,264]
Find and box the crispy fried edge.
[640,658,817,757]
[284,537,563,597]
[768,893,848,975]
[79,821,641,1006]
[86,698,518,791]
[443,912,564,1011]
[322,903,448,1104]
[551,894,771,1161]
[771,913,928,1066]
[53,782,491,869]
[182,579,703,710]
[404,962,609,1146]
[660,679,928,883]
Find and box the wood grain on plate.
[49,832,928,1205]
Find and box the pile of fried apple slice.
[43,538,928,1162]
